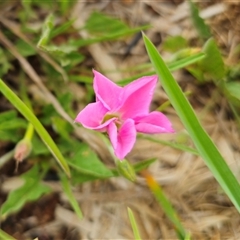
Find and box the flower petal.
[107,119,136,160]
[93,70,122,110]
[118,75,158,119]
[134,111,174,133]
[107,122,118,151]
[75,101,115,131]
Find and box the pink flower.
[75,70,174,160]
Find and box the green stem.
[23,123,34,141]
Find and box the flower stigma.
[101,113,122,129]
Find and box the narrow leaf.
[0,79,71,177]
[143,33,240,212]
[119,52,205,85]
[168,51,205,72]
[84,12,130,34]
[111,158,157,177]
[116,159,136,182]
[128,208,142,240]
[72,25,150,48]
[50,19,75,38]
[189,0,211,39]
[37,14,54,47]
[60,174,83,219]
[139,135,199,156]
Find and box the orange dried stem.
[141,170,189,239]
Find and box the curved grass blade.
[143,33,240,212]
[0,79,71,177]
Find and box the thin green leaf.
[50,19,75,38]
[139,135,199,156]
[51,116,73,140]
[111,158,157,176]
[72,25,150,48]
[0,47,12,77]
[37,14,54,48]
[143,33,240,212]
[168,51,205,72]
[60,174,83,219]
[1,165,51,218]
[184,232,192,240]
[127,208,142,240]
[189,0,211,39]
[116,159,136,182]
[0,229,17,240]
[0,79,71,177]
[84,11,130,34]
[119,52,205,85]
[133,158,157,172]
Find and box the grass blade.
[0,79,71,177]
[0,229,16,240]
[168,52,205,71]
[118,52,205,86]
[189,0,211,39]
[127,208,142,240]
[60,174,83,219]
[139,135,199,156]
[143,33,240,212]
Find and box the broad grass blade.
[143,33,240,212]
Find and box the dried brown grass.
[64,1,240,239]
[1,1,240,239]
